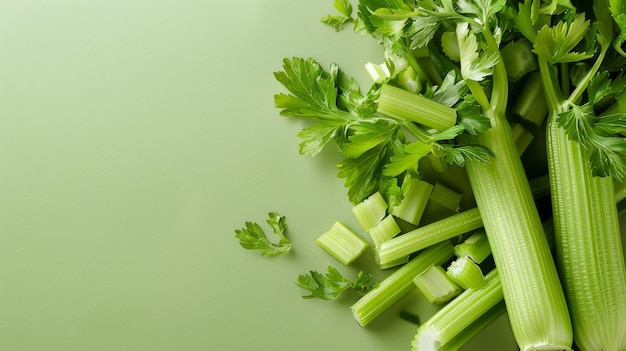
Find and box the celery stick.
[462,27,571,349]
[350,241,454,327]
[368,215,401,247]
[413,264,461,305]
[377,84,457,131]
[438,301,507,351]
[412,269,503,351]
[377,208,482,268]
[389,178,433,225]
[453,229,491,264]
[316,221,369,265]
[446,255,485,290]
[352,191,388,231]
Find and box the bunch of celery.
[270,0,626,350]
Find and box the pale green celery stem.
[316,221,369,265]
[463,26,572,348]
[547,114,626,350]
[411,269,503,351]
[446,255,485,289]
[376,208,483,267]
[438,301,507,351]
[350,241,454,327]
[377,174,550,267]
[413,264,460,305]
[539,53,626,350]
[453,229,491,264]
[464,106,572,351]
[377,84,456,131]
[389,178,433,225]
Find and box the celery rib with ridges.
[537,40,626,350]
[377,84,456,131]
[412,269,503,351]
[316,221,369,265]
[460,21,572,349]
[376,208,482,268]
[350,241,454,327]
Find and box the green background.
[1,1,624,350]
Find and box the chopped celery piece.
[428,182,462,213]
[511,72,548,127]
[389,178,433,225]
[368,215,401,247]
[453,229,491,264]
[377,208,483,268]
[352,191,387,231]
[511,122,535,155]
[377,84,457,131]
[411,269,503,351]
[500,38,538,82]
[397,66,422,93]
[446,255,485,290]
[413,264,461,305]
[316,221,369,265]
[351,241,454,327]
[365,61,390,84]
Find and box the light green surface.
[0,1,624,351]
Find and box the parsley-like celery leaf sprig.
[234,212,292,257]
[296,266,377,300]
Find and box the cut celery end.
[389,178,434,225]
[374,251,409,269]
[368,215,401,247]
[397,66,422,93]
[352,191,388,231]
[414,264,461,305]
[365,61,390,84]
[446,255,486,290]
[511,122,535,156]
[429,182,462,213]
[511,72,548,126]
[411,269,503,351]
[439,301,507,351]
[377,84,457,131]
[351,241,454,327]
[377,208,483,268]
[453,229,491,264]
[316,221,369,265]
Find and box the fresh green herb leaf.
[296,266,377,300]
[456,22,500,82]
[533,13,594,64]
[321,0,354,31]
[442,144,494,167]
[557,103,626,180]
[234,212,292,256]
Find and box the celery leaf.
[234,212,292,257]
[297,266,377,300]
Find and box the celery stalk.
[350,241,454,327]
[539,56,626,350]
[462,28,572,349]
